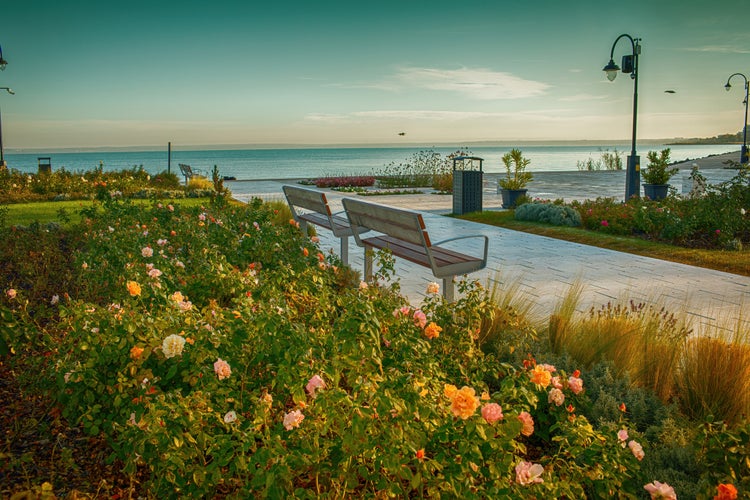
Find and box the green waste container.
[38,157,52,175]
[452,156,483,215]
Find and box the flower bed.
[1,196,747,498]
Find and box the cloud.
[303,108,577,124]
[330,66,551,100]
[394,66,550,100]
[683,45,750,54]
[558,93,609,102]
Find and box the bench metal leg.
[340,236,349,266]
[364,246,373,282]
[443,277,454,302]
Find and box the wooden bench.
[283,185,368,265]
[342,198,489,301]
[178,163,204,185]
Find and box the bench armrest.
[432,234,489,263]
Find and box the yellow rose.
[443,384,458,398]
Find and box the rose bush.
[1,193,746,498]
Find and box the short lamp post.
[724,73,749,165]
[603,34,642,200]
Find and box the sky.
[1,0,749,150]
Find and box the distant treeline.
[667,130,743,145]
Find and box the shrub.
[514,202,581,227]
[576,149,622,171]
[376,149,469,190]
[0,165,196,204]
[312,175,376,188]
[186,175,214,190]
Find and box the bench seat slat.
[299,213,352,234]
[362,235,484,276]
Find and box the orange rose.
[715,483,738,500]
[448,386,480,420]
[424,322,442,339]
[130,346,144,360]
[529,365,552,388]
[126,281,141,297]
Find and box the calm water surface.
[4,144,738,180]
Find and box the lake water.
[3,144,738,180]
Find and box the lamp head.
[603,59,620,81]
[725,82,732,92]
[0,45,6,71]
[6,88,14,95]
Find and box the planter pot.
[643,183,669,200]
[500,188,528,209]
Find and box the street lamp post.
[0,44,7,70]
[0,87,15,169]
[0,44,9,169]
[603,34,642,200]
[724,73,749,165]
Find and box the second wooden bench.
[283,184,368,265]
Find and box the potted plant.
[498,148,533,208]
[641,148,678,200]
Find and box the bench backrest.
[283,185,333,217]
[342,198,430,248]
[179,164,193,177]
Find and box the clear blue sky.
[1,0,749,149]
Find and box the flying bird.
[398,132,406,136]
[664,90,676,94]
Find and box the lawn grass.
[1,198,213,227]
[458,210,750,277]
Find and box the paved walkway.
[226,156,749,334]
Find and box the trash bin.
[452,156,483,214]
[38,157,52,175]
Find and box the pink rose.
[306,374,326,397]
[643,481,676,499]
[617,429,629,446]
[548,388,565,407]
[518,411,534,436]
[141,246,154,258]
[413,309,427,329]
[6,288,17,299]
[213,358,232,380]
[515,461,544,485]
[481,403,504,424]
[568,376,584,395]
[283,409,305,430]
[629,440,645,461]
[393,306,411,318]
